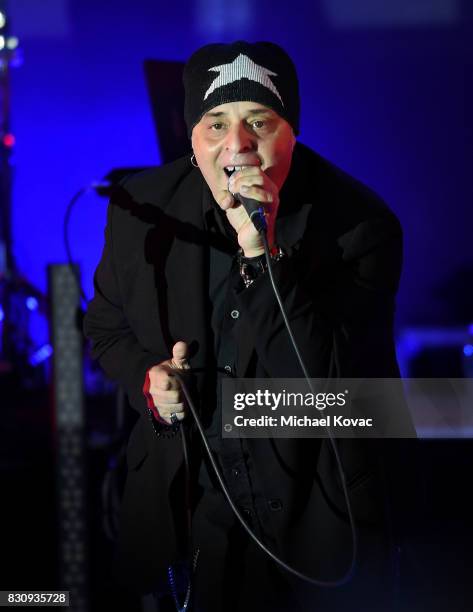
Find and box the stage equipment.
[49,264,89,612]
[0,3,49,382]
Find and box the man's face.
[191,101,296,203]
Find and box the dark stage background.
[1,1,472,611]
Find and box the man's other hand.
[148,341,190,424]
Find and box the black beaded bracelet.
[238,246,285,288]
[147,408,180,438]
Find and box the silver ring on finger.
[170,412,180,425]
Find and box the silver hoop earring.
[190,153,198,168]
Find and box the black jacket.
[84,142,407,596]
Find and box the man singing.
[85,40,406,611]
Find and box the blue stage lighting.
[463,345,473,358]
[29,343,53,366]
[26,296,39,311]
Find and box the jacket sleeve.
[233,215,403,379]
[83,200,166,414]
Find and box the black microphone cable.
[63,181,111,307]
[170,198,358,590]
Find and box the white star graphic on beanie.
[204,53,283,106]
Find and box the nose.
[224,122,256,154]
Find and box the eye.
[210,122,225,130]
[251,120,265,129]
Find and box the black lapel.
[161,170,210,382]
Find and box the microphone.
[234,193,267,234]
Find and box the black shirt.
[196,185,272,542]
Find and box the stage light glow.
[464,345,473,358]
[26,296,39,311]
[0,12,6,29]
[30,343,53,366]
[0,305,4,322]
[3,133,15,147]
[6,36,19,50]
[0,36,5,51]
[469,323,473,335]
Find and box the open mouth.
[223,165,259,178]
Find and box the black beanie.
[183,40,300,137]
